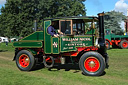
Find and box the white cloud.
[114,0,128,30]
[0,0,6,5]
[114,0,128,15]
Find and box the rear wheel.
[79,51,105,76]
[16,50,35,71]
[105,41,110,50]
[119,40,128,49]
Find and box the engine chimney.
[98,13,109,68]
[98,13,105,43]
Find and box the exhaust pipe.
[97,13,106,51]
[98,13,105,43]
[98,13,109,68]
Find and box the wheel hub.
[123,42,127,48]
[19,54,30,68]
[25,58,29,62]
[89,61,95,68]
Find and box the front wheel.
[79,51,105,76]
[105,41,110,50]
[15,50,35,71]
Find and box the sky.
[84,0,128,16]
[84,0,128,30]
[0,0,6,7]
[0,0,128,16]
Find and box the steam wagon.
[105,29,128,49]
[13,13,109,76]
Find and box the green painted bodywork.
[52,37,59,54]
[27,49,37,55]
[22,31,44,41]
[44,20,52,54]
[85,29,95,35]
[13,31,44,48]
[13,16,97,55]
[43,20,95,54]
[13,41,42,48]
[105,29,128,41]
[105,29,111,41]
[60,36,93,52]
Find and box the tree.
[104,11,126,35]
[0,0,86,37]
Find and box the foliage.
[0,0,86,37]
[104,11,126,35]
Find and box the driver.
[47,21,63,37]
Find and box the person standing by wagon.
[5,37,8,46]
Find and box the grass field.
[0,43,128,85]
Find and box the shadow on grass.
[32,63,106,76]
[32,63,80,73]
[32,63,45,71]
[101,71,106,76]
[0,50,8,52]
[49,63,80,72]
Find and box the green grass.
[0,43,14,52]
[0,44,128,85]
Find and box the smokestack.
[98,13,105,41]
[97,12,107,56]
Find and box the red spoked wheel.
[19,54,30,68]
[84,57,100,72]
[119,40,128,49]
[122,42,128,48]
[16,50,35,71]
[79,52,105,76]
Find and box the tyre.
[43,56,54,68]
[16,50,35,71]
[105,41,110,50]
[119,40,128,49]
[79,51,105,76]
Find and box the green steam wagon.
[13,13,109,76]
[105,29,128,49]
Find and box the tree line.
[0,0,126,38]
[0,0,86,37]
[104,11,126,35]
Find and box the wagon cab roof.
[44,16,98,21]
